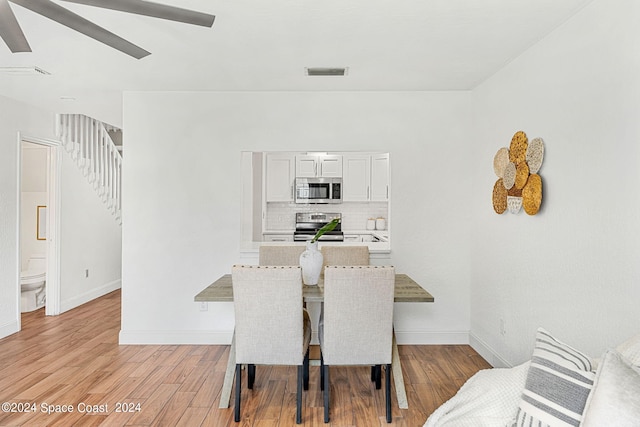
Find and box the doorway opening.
[18,134,61,329]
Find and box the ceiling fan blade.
[0,0,31,52]
[61,0,215,27]
[9,0,150,58]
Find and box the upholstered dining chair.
[231,265,311,424]
[259,245,305,266]
[319,265,396,423]
[317,245,371,347]
[320,245,370,272]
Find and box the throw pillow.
[581,349,640,427]
[513,328,595,427]
[616,332,640,366]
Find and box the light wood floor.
[0,290,491,426]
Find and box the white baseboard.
[469,332,511,368]
[119,330,233,345]
[0,319,19,340]
[120,329,470,346]
[394,330,470,345]
[60,279,121,314]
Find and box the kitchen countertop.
[263,229,388,237]
[344,229,389,241]
[258,229,390,253]
[262,231,388,245]
[241,239,391,254]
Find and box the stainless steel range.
[294,212,343,242]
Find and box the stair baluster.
[56,114,122,225]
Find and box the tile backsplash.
[265,202,389,231]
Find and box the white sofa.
[424,329,640,427]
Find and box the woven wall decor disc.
[502,162,516,190]
[493,147,510,177]
[522,174,542,215]
[507,186,522,197]
[507,196,523,214]
[493,179,508,214]
[526,137,545,173]
[515,162,530,189]
[509,131,528,164]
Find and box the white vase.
[299,241,323,285]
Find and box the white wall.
[0,95,122,339]
[120,91,473,344]
[0,96,55,338]
[58,151,122,312]
[20,143,48,270]
[20,192,47,269]
[470,0,640,366]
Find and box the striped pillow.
[513,328,595,427]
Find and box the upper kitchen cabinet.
[370,153,390,201]
[342,155,370,201]
[265,153,295,202]
[296,154,342,178]
[343,153,389,202]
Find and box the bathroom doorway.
[18,134,61,327]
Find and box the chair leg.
[323,365,330,423]
[320,353,324,391]
[234,364,242,422]
[247,364,256,389]
[296,364,303,424]
[373,365,382,389]
[303,348,310,391]
[385,363,392,423]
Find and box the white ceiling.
[0,0,594,127]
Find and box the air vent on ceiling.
[0,66,51,75]
[305,67,348,76]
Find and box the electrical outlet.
[199,302,208,312]
[500,318,507,336]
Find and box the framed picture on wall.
[37,205,47,240]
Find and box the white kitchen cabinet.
[370,153,390,201]
[265,153,295,202]
[343,153,389,202]
[295,154,342,178]
[342,154,371,201]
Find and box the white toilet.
[21,255,46,313]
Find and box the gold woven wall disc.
[507,186,522,197]
[509,131,528,164]
[515,162,530,189]
[493,179,508,214]
[522,174,542,215]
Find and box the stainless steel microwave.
[295,178,342,204]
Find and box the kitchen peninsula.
[240,151,391,257]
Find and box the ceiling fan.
[0,0,215,59]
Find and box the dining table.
[194,273,434,410]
